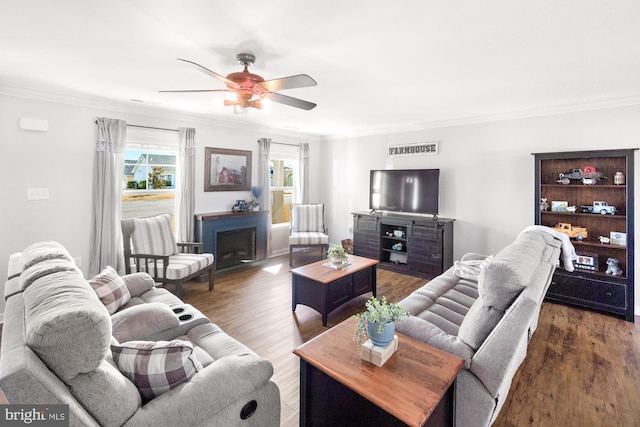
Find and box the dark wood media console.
[352,212,454,279]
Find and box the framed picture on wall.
[205,147,252,192]
[551,201,568,212]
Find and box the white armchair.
[121,213,214,297]
[289,203,329,266]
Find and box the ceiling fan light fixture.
[165,56,316,112]
[223,99,246,114]
[225,91,238,102]
[224,98,263,113]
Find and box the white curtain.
[176,127,196,242]
[297,142,310,204]
[89,117,126,276]
[258,137,272,255]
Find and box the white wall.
[321,106,640,316]
[3,93,639,318]
[0,94,320,318]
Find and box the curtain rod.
[271,141,300,147]
[94,121,179,133]
[128,124,179,132]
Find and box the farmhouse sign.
[387,141,439,157]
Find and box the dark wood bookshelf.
[533,149,636,322]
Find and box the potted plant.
[355,296,410,347]
[327,246,349,265]
[248,186,263,211]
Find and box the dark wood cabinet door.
[353,268,374,296]
[328,276,354,311]
[353,214,380,259]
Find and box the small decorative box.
[610,231,627,246]
[360,336,398,367]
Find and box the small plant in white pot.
[327,246,349,265]
[248,186,263,211]
[355,296,411,347]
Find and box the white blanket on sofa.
[518,225,578,272]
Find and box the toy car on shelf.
[553,222,588,240]
[556,166,605,185]
[580,201,616,215]
[556,168,583,184]
[232,200,248,212]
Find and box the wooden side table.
[291,255,378,326]
[293,317,464,427]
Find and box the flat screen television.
[369,169,440,215]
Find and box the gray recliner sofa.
[0,241,280,427]
[396,228,569,427]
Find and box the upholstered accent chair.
[122,213,214,297]
[289,203,329,266]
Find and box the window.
[122,127,178,225]
[269,144,299,226]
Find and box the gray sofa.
[0,241,280,427]
[396,229,567,427]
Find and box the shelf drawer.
[547,273,626,310]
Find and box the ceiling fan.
[160,53,317,112]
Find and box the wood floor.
[2,254,639,426]
[181,255,640,427]
[182,255,426,426]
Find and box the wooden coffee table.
[293,317,464,427]
[291,254,378,326]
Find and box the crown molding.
[0,84,323,142]
[3,83,639,143]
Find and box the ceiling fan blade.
[259,74,317,92]
[265,92,316,110]
[159,89,231,93]
[176,58,237,87]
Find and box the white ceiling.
[2,0,640,137]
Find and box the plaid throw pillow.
[111,340,203,402]
[89,266,131,314]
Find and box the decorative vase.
[329,255,343,265]
[366,320,395,347]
